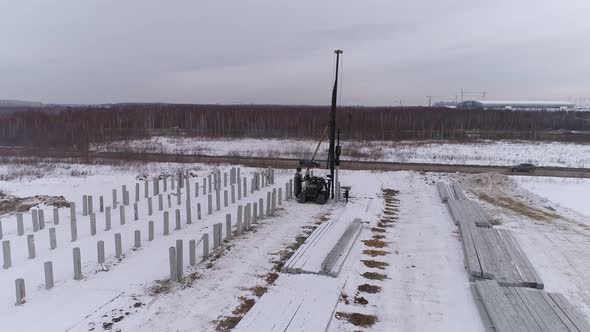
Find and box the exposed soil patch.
[0,194,70,216]
[335,312,378,327]
[361,272,387,281]
[361,260,389,270]
[286,235,307,251]
[372,234,386,240]
[216,316,242,332]
[371,227,386,233]
[362,240,389,248]
[341,293,350,305]
[354,296,369,305]
[362,250,390,257]
[357,283,382,294]
[148,280,172,295]
[232,296,256,315]
[377,222,393,228]
[265,272,279,284]
[248,286,268,298]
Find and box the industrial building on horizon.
[455,100,575,110]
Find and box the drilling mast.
[328,50,342,200]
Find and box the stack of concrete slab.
[437,182,466,202]
[447,199,492,228]
[438,182,590,330]
[473,280,590,332]
[464,226,543,288]
[438,182,543,288]
[282,216,362,277]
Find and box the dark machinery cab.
[297,175,330,205]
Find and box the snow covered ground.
[91,136,590,168]
[1,159,589,331]
[515,176,590,217]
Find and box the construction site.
[1,48,590,332]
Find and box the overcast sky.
[1,0,589,106]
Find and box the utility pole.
[328,50,342,200]
[427,96,440,107]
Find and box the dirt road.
[2,147,589,178]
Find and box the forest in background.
[1,104,590,151]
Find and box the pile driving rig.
[295,50,343,205]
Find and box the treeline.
[1,104,590,151]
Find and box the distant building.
[455,100,574,110]
[433,101,458,108]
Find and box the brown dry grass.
[361,272,387,281]
[361,260,389,270]
[354,296,369,305]
[371,227,386,233]
[265,272,279,284]
[362,240,389,248]
[372,234,386,240]
[232,297,256,315]
[248,286,268,298]
[357,284,382,294]
[377,222,393,228]
[363,250,390,257]
[216,316,242,331]
[335,312,378,327]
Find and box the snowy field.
[515,176,590,217]
[1,159,589,331]
[91,137,590,168]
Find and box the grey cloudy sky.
[1,0,589,105]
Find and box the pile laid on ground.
[282,213,362,277]
[438,182,541,288]
[235,194,374,331]
[473,280,590,332]
[233,274,340,332]
[438,181,590,331]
